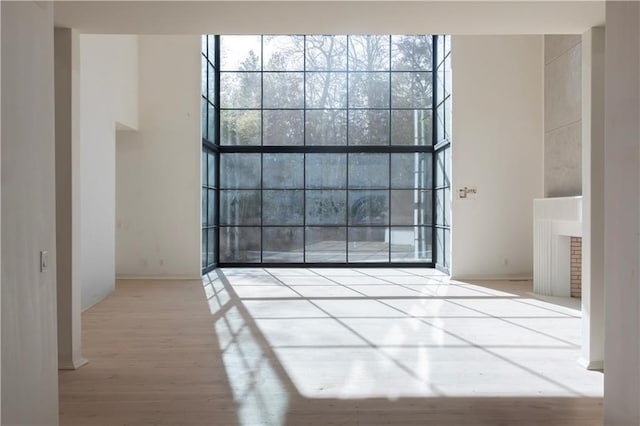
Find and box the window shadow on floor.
[206,268,603,426]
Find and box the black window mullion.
[214,35,221,267]
[388,35,392,263]
[303,35,307,263]
[345,35,350,261]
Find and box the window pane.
[445,96,452,142]
[201,55,208,96]
[264,72,304,108]
[207,152,216,186]
[348,153,389,189]
[263,110,304,146]
[348,110,389,146]
[305,227,346,263]
[220,153,261,188]
[348,73,390,108]
[220,190,261,225]
[435,150,445,188]
[201,36,208,56]
[264,35,304,71]
[201,188,207,226]
[349,190,389,226]
[435,189,444,226]
[207,35,215,56]
[306,72,347,108]
[445,54,452,97]
[263,190,304,225]
[390,226,432,262]
[436,227,444,266]
[220,36,261,71]
[306,190,347,225]
[391,110,432,146]
[306,110,347,146]
[391,72,432,108]
[348,227,389,263]
[208,188,216,224]
[445,147,451,186]
[262,227,304,263]
[207,103,216,142]
[436,65,445,106]
[263,153,304,188]
[221,110,260,146]
[207,228,216,266]
[207,62,216,101]
[201,153,208,186]
[436,103,445,144]
[201,98,208,140]
[391,153,432,189]
[306,154,347,189]
[444,228,451,269]
[220,227,261,263]
[437,36,445,67]
[444,187,451,226]
[391,190,432,225]
[348,35,390,71]
[201,230,207,268]
[306,35,347,70]
[220,72,261,108]
[391,35,433,71]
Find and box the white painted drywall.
[451,35,544,280]
[1,2,59,424]
[53,1,605,35]
[603,2,640,424]
[79,35,138,310]
[0,2,3,419]
[116,35,201,279]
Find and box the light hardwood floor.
[59,270,603,426]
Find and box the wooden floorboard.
[59,275,603,426]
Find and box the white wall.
[603,3,640,424]
[116,35,201,279]
[79,35,138,310]
[451,35,544,279]
[1,2,59,424]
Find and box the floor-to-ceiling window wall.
[201,35,218,273]
[203,34,451,269]
[434,36,452,271]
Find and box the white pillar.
[54,28,87,370]
[604,2,640,424]
[579,27,604,371]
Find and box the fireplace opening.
[570,236,582,298]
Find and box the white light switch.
[40,250,48,272]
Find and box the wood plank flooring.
[59,271,603,426]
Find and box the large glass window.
[204,34,450,267]
[201,36,218,273]
[434,35,452,271]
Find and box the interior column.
[54,28,87,370]
[579,27,604,371]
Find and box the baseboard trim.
[116,275,202,281]
[59,357,88,371]
[451,275,533,281]
[578,357,604,372]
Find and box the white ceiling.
[54,1,605,35]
